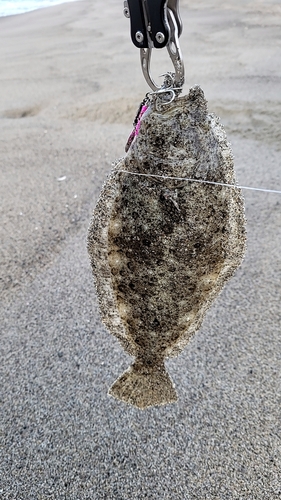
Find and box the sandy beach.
[1,0,281,498]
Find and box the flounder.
[87,85,246,409]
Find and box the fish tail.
[108,361,178,409]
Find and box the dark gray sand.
[1,1,281,498]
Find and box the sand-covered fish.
[87,85,246,409]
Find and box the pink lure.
[125,104,148,152]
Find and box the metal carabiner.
[124,0,185,92]
[140,7,184,92]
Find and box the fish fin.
[108,362,177,409]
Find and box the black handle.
[127,0,149,48]
[127,0,170,49]
[147,0,169,49]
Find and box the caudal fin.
[108,361,178,409]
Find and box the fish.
[87,85,246,409]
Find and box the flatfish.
[87,85,246,409]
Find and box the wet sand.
[1,1,281,498]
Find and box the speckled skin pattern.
[87,85,246,409]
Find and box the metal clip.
[124,0,185,92]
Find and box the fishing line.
[117,169,281,195]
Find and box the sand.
[0,0,280,498]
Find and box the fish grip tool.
[123,0,185,93]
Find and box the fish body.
[87,86,246,409]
